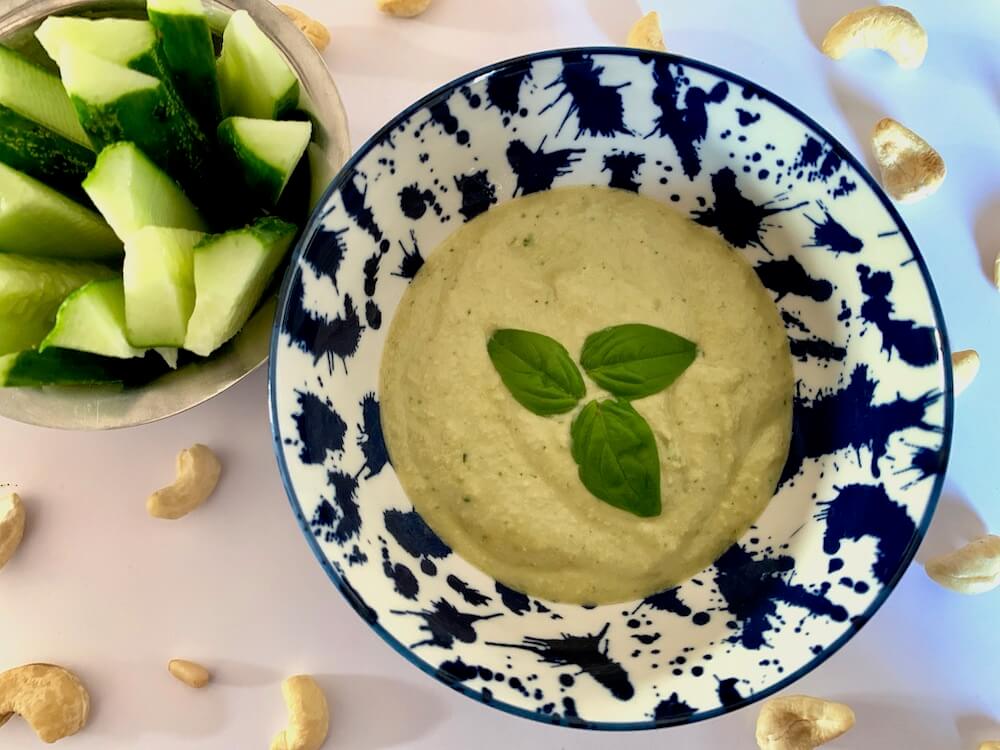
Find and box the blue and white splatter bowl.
[269,49,952,729]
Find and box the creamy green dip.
[379,187,793,604]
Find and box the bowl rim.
[268,46,954,731]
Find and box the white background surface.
[2,0,999,747]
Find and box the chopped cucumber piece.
[0,161,121,259]
[148,0,222,129]
[218,116,310,208]
[184,217,297,356]
[0,103,95,201]
[217,10,298,119]
[0,45,90,148]
[154,346,179,369]
[0,347,169,387]
[123,226,204,347]
[40,278,145,358]
[55,47,210,195]
[36,17,161,75]
[83,142,206,239]
[0,254,116,355]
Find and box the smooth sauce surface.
[379,187,793,604]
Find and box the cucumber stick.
[40,278,145,358]
[35,17,162,75]
[0,254,116,355]
[0,347,169,387]
[218,117,310,208]
[123,227,204,347]
[184,217,297,356]
[0,347,124,387]
[83,142,206,239]
[0,45,90,148]
[52,46,210,194]
[0,161,121,259]
[217,10,298,119]
[0,104,94,201]
[147,0,222,130]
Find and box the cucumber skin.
[217,117,284,208]
[0,104,95,203]
[0,347,169,387]
[148,10,222,130]
[70,85,211,204]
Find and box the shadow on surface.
[827,75,882,171]
[973,193,1000,286]
[841,696,953,750]
[586,0,641,44]
[315,673,448,749]
[956,712,1000,749]
[914,487,987,566]
[794,0,862,48]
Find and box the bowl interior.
[0,0,349,429]
[271,49,951,729]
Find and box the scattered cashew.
[147,444,221,520]
[271,675,329,750]
[755,695,855,750]
[626,11,666,52]
[871,117,945,203]
[0,493,25,572]
[278,5,330,51]
[980,743,1000,750]
[821,6,927,69]
[994,251,1000,291]
[375,0,432,18]
[168,660,211,689]
[925,535,1000,594]
[0,664,89,744]
[952,349,980,396]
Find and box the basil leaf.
[580,323,697,400]
[487,329,586,415]
[570,398,661,517]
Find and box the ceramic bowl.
[270,49,952,729]
[0,0,349,430]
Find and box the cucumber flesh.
[155,346,179,369]
[83,142,206,239]
[0,103,95,201]
[217,10,298,119]
[35,17,159,74]
[148,0,222,130]
[0,253,116,355]
[218,116,310,208]
[123,226,204,347]
[0,347,169,387]
[0,45,90,148]
[0,161,121,259]
[40,278,145,358]
[56,47,211,198]
[184,217,297,356]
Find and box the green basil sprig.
[486,323,696,518]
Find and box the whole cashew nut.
[626,11,666,52]
[376,0,432,18]
[925,535,1000,594]
[147,444,222,520]
[821,6,927,70]
[271,675,329,750]
[0,664,90,744]
[168,660,211,689]
[755,695,855,750]
[278,6,330,51]
[871,118,945,203]
[952,349,980,396]
[0,493,25,571]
